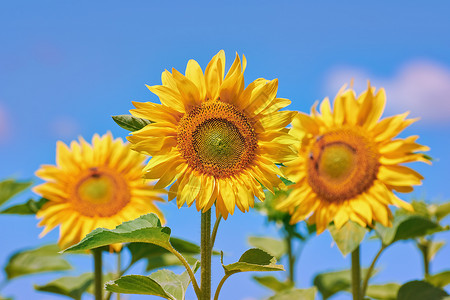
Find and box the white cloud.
[324,60,450,124]
[49,116,80,139]
[0,102,11,144]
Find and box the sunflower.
[127,50,297,219]
[277,83,430,233]
[33,132,165,251]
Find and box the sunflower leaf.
[5,244,72,279]
[247,236,287,260]
[313,268,376,299]
[34,273,93,300]
[266,287,317,300]
[365,283,401,300]
[112,115,153,132]
[63,214,172,253]
[374,215,445,246]
[221,248,284,275]
[0,198,48,215]
[397,280,449,300]
[0,179,33,208]
[426,271,450,288]
[252,275,294,292]
[105,261,200,300]
[328,221,367,256]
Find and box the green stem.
[116,252,121,300]
[286,232,295,283]
[169,247,201,298]
[361,245,386,298]
[213,271,238,300]
[419,242,430,277]
[93,248,103,300]
[201,210,212,300]
[211,215,222,253]
[351,246,361,300]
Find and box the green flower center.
[318,143,356,181]
[78,175,114,204]
[193,119,245,169]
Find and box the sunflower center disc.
[193,119,245,169]
[307,129,379,202]
[319,143,356,180]
[78,176,114,204]
[177,101,258,178]
[72,168,130,217]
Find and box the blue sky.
[1,1,449,299]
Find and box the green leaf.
[252,275,293,292]
[266,287,317,300]
[112,115,153,132]
[313,269,376,299]
[427,271,450,288]
[0,179,33,207]
[428,240,446,261]
[397,280,448,300]
[248,236,287,260]
[366,283,400,300]
[0,198,48,215]
[328,221,367,256]
[374,215,445,246]
[435,202,450,222]
[34,273,93,300]
[222,248,284,274]
[5,244,72,279]
[64,214,171,253]
[106,261,200,300]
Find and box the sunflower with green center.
[33,132,165,251]
[277,83,430,233]
[127,50,297,218]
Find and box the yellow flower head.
[128,50,297,219]
[277,83,430,233]
[33,132,165,250]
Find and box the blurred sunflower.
[128,50,297,219]
[33,132,165,250]
[277,83,430,233]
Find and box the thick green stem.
[93,248,103,300]
[351,246,361,300]
[286,233,295,283]
[361,245,386,298]
[201,210,212,300]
